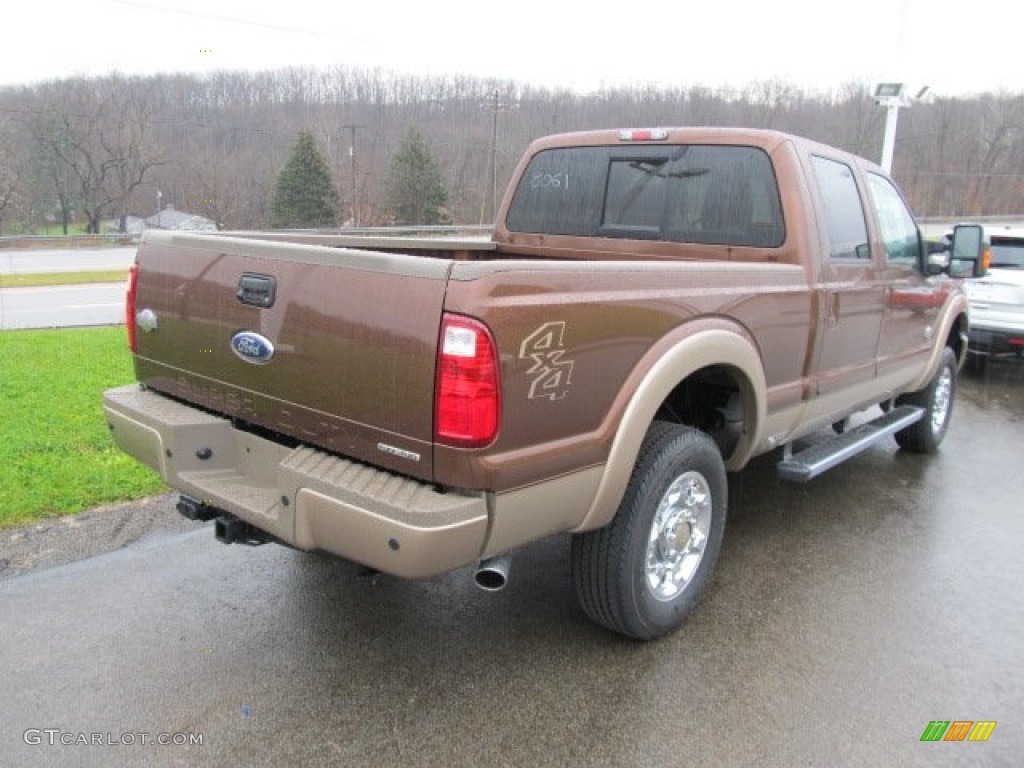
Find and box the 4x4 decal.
[519,322,574,400]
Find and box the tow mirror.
[949,224,990,278]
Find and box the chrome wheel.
[931,366,953,434]
[645,470,712,601]
[572,423,727,640]
[895,347,957,454]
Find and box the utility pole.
[484,90,516,225]
[490,90,499,224]
[339,124,363,227]
[348,124,358,227]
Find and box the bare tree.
[0,119,19,232]
[967,96,1024,214]
[25,77,165,233]
[105,80,166,231]
[29,82,118,233]
[4,67,1024,231]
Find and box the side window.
[811,156,869,260]
[867,173,921,266]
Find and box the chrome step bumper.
[103,385,488,578]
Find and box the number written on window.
[530,172,570,190]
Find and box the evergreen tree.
[271,130,339,228]
[386,129,450,225]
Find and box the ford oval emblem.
[230,331,275,364]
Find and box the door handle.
[828,292,840,326]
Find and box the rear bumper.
[103,385,489,578]
[967,326,1024,358]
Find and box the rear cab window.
[506,145,785,248]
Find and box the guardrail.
[918,216,1024,239]
[0,233,140,250]
[216,225,494,239]
[0,225,494,250]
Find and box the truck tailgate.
[131,230,450,480]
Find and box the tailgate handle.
[237,273,276,308]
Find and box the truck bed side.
[433,257,812,492]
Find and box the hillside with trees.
[0,67,1021,233]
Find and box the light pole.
[873,83,929,174]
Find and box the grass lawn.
[24,223,90,237]
[0,270,129,289]
[0,327,165,528]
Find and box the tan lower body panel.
[481,465,605,557]
[103,385,488,579]
[294,488,487,578]
[760,365,926,451]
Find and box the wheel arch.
[572,324,766,533]
[947,310,969,368]
[906,295,971,392]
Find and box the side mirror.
[949,224,990,278]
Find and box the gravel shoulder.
[0,492,198,580]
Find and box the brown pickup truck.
[104,127,981,640]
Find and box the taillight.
[126,264,139,353]
[435,314,500,447]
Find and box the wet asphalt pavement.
[1,360,1022,767]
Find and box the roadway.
[0,246,135,274]
[0,247,132,330]
[0,283,124,330]
[1,362,1021,767]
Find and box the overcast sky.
[4,0,1023,96]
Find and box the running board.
[776,405,924,483]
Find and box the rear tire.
[895,347,957,453]
[571,423,727,641]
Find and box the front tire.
[894,346,957,453]
[571,423,727,640]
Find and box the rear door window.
[506,145,785,247]
[810,156,870,260]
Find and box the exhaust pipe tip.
[474,555,511,592]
